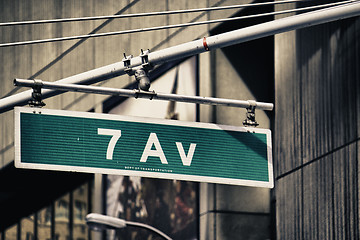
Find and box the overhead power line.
[0,0,307,27]
[0,0,355,48]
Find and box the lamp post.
[86,213,173,240]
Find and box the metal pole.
[14,79,274,110]
[147,1,360,65]
[86,213,172,240]
[1,1,360,113]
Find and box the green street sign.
[15,107,273,188]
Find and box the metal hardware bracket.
[140,49,151,70]
[134,49,153,91]
[243,100,258,127]
[122,53,134,75]
[134,89,157,100]
[122,50,153,91]
[27,80,46,108]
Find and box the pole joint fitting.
[134,68,151,91]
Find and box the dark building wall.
[274,15,360,239]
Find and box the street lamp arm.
[86,213,126,230]
[86,213,173,240]
[125,220,173,240]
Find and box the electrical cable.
[0,0,308,27]
[0,0,355,48]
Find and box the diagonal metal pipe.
[1,1,360,113]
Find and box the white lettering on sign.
[98,129,197,166]
[140,133,168,164]
[176,142,196,166]
[97,128,122,160]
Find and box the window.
[74,201,86,223]
[25,232,34,240]
[56,198,69,221]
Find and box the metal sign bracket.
[123,49,153,91]
[28,80,45,108]
[243,100,258,127]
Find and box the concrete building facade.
[274,1,360,239]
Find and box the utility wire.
[0,0,308,27]
[0,0,355,48]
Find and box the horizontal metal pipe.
[1,1,360,113]
[14,79,274,111]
